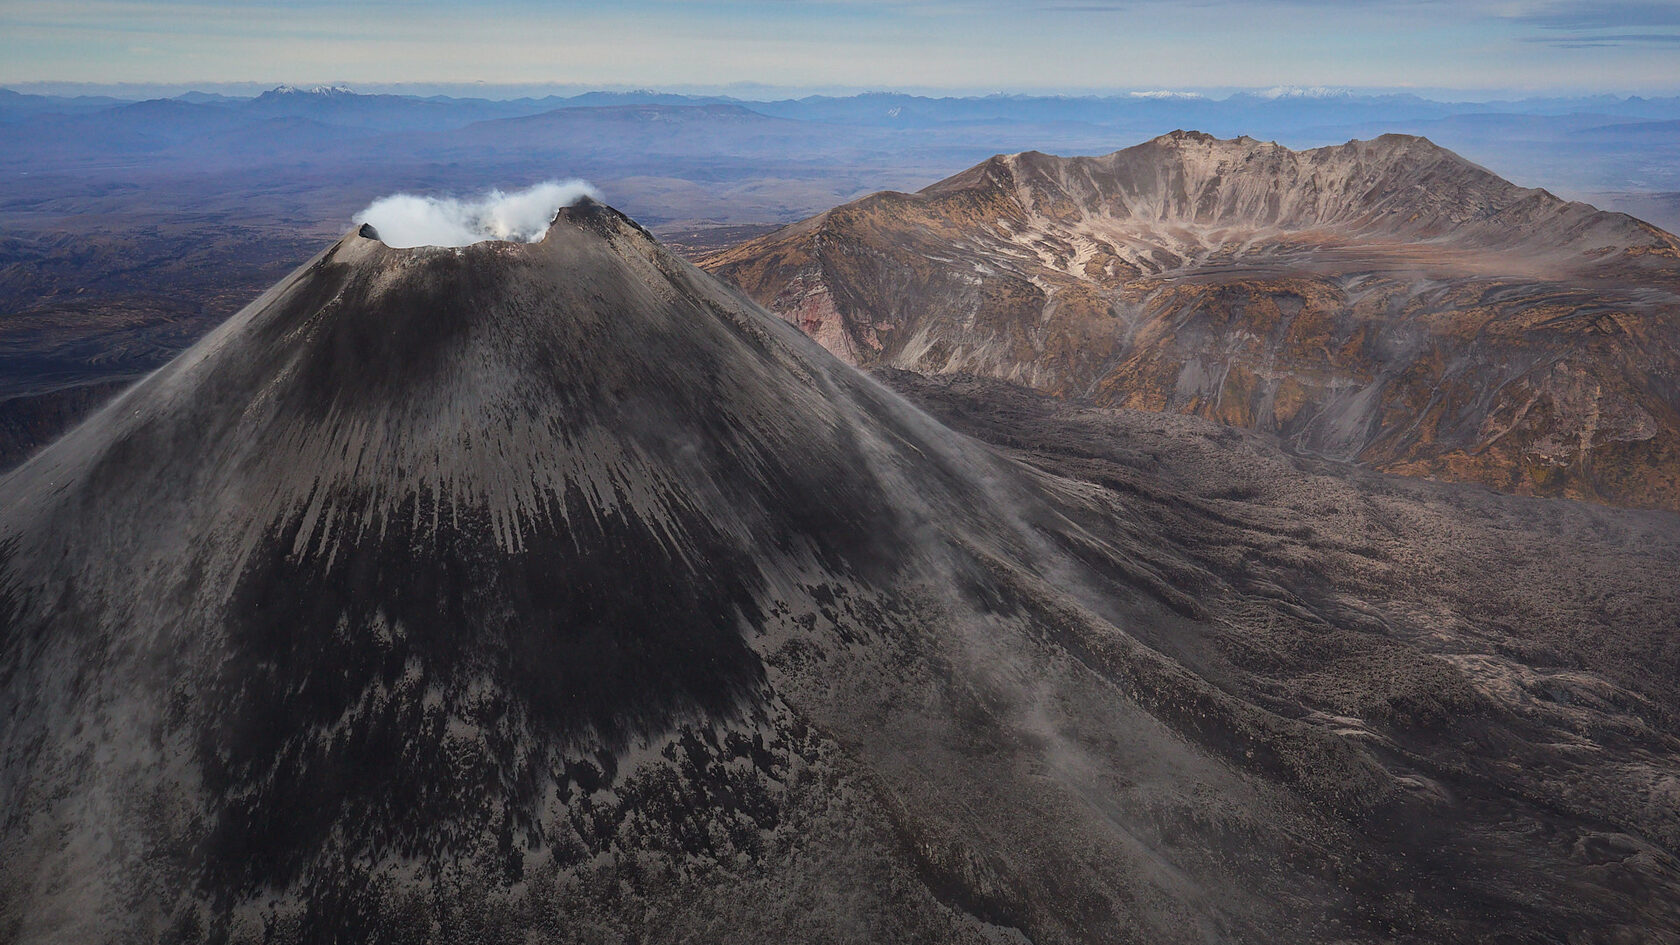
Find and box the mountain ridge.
[797,131,1675,265]
[701,133,1680,510]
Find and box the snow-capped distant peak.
[1255,85,1350,100]
[270,84,355,96]
[1128,90,1205,100]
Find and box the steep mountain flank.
[2,202,1677,944]
[702,132,1680,509]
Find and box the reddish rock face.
[702,131,1680,511]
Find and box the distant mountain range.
[10,83,1680,123]
[5,83,1680,220]
[4,83,1677,225]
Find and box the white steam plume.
[353,180,599,248]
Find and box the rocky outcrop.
[702,132,1680,510]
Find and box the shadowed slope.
[702,132,1680,510]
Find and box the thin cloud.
[1529,32,1680,45]
[1515,0,1680,30]
[1508,0,1680,46]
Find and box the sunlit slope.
[704,132,1680,510]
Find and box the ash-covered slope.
[3,201,1679,945]
[702,132,1680,510]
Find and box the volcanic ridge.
[702,131,1680,510]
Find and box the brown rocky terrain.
[702,132,1680,510]
[0,217,326,468]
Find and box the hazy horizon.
[8,80,1680,104]
[6,0,1680,95]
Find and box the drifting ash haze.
[353,180,599,247]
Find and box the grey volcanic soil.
[1,204,1677,944]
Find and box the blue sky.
[4,0,1679,94]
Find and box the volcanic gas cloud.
[354,180,598,248]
